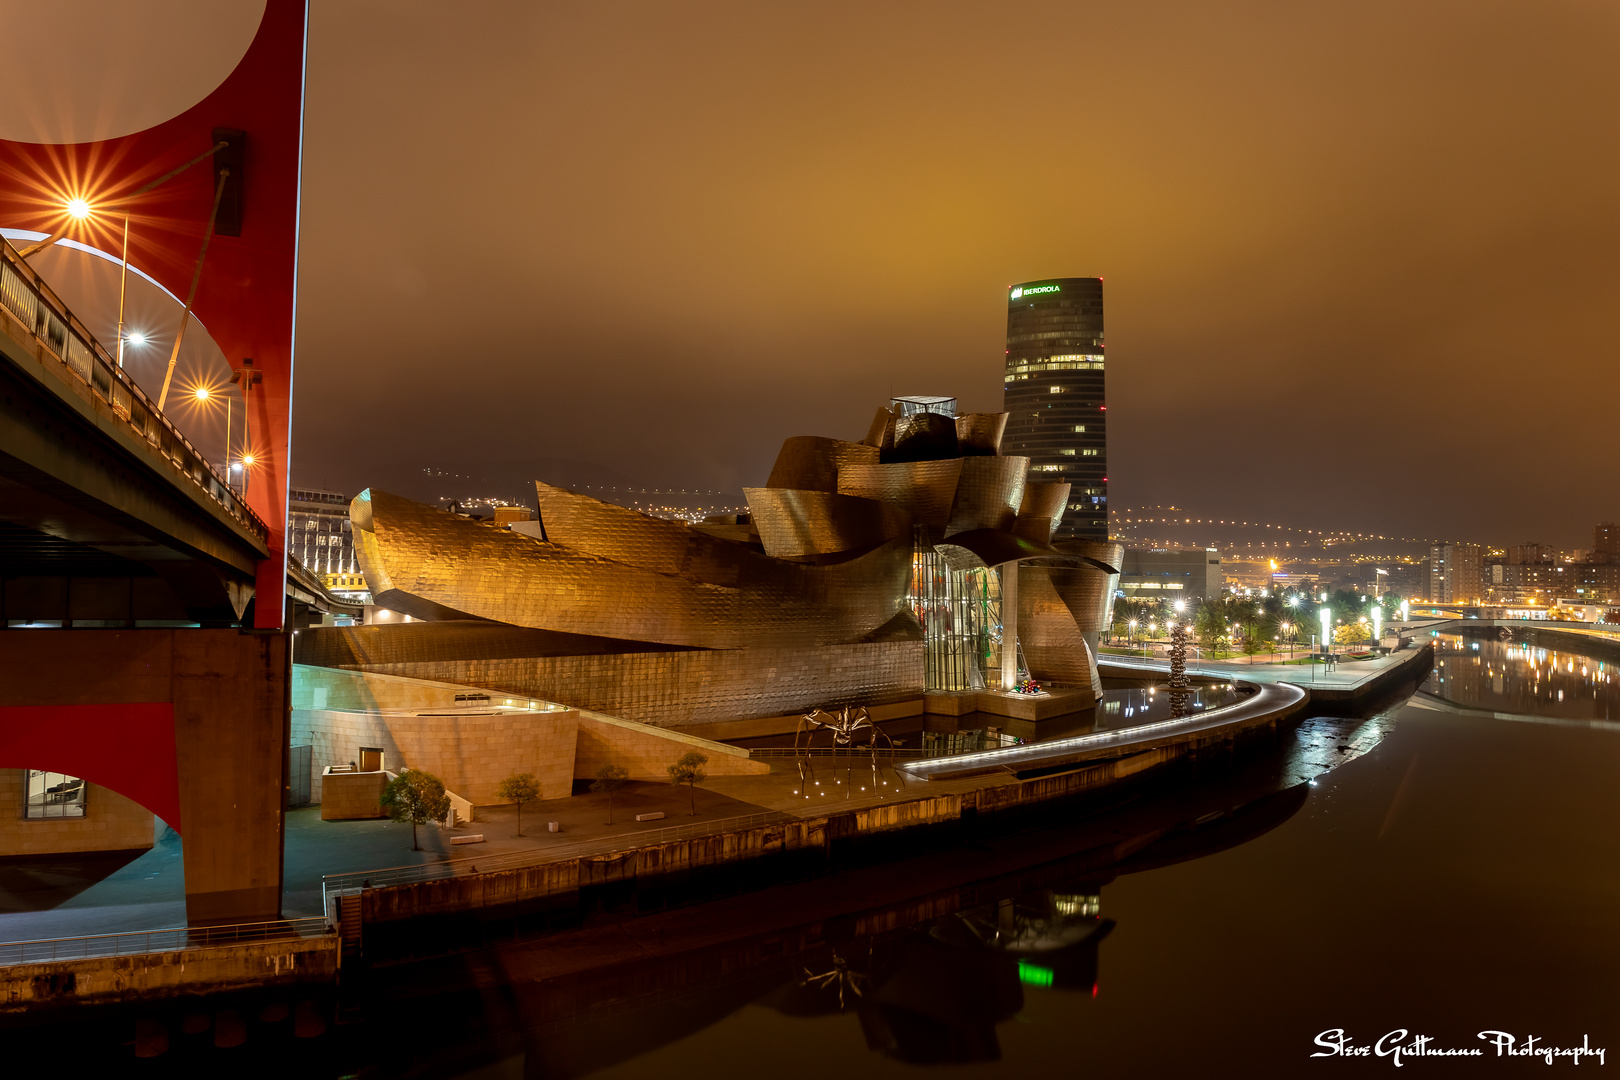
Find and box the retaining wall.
[0,935,339,1012]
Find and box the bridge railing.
[0,917,331,966]
[0,238,268,546]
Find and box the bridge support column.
[0,628,290,925]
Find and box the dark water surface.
[23,632,1620,1075]
[555,634,1620,1078]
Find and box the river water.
[37,631,1620,1075]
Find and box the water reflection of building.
[764,885,1114,1065]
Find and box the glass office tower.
[1000,277,1107,542]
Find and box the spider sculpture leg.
[794,710,822,793]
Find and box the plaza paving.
[0,763,953,939]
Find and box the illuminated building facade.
[1000,277,1108,542]
[1428,543,1483,605]
[289,488,357,576]
[303,401,1124,725]
[1118,548,1224,601]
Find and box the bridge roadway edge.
[0,303,267,579]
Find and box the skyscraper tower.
[1000,277,1107,541]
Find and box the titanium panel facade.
[337,397,1125,723]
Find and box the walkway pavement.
[1101,637,1429,694]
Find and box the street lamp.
[1319,605,1332,659]
[190,383,239,488]
[1372,604,1384,649]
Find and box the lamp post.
[1372,604,1384,650]
[1319,605,1332,661]
[230,358,262,498]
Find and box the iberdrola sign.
[1010,284,1061,300]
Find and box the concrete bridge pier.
[0,628,290,925]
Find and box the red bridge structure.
[0,1,312,924]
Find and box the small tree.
[667,751,708,816]
[591,764,629,824]
[496,772,541,836]
[379,769,451,851]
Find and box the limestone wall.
[573,710,767,782]
[293,706,579,806]
[0,771,153,856]
[319,771,388,821]
[295,636,923,729]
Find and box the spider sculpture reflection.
[794,705,897,795]
[800,948,870,1011]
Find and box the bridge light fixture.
[125,331,147,346]
[65,198,91,220]
[241,453,257,467]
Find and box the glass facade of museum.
[907,533,1003,691]
[1001,277,1108,542]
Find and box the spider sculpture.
[794,705,897,795]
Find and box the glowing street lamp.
[1319,605,1332,657]
[1372,604,1384,647]
[65,198,91,220]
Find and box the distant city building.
[491,506,532,528]
[1000,277,1107,542]
[1482,559,1620,606]
[1507,542,1555,565]
[323,571,370,600]
[1118,548,1223,601]
[1428,543,1483,604]
[289,488,356,576]
[1595,522,1617,563]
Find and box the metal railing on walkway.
[321,808,799,906]
[0,917,331,966]
[0,237,267,545]
[746,746,939,759]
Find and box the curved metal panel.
[862,405,896,449]
[534,481,753,587]
[885,411,958,463]
[1013,481,1070,545]
[954,412,1007,456]
[837,459,964,528]
[935,530,1061,569]
[744,488,911,558]
[1017,563,1103,699]
[944,455,1026,537]
[356,489,912,651]
[1055,539,1125,576]
[766,436,878,493]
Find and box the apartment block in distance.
[1428,543,1483,604]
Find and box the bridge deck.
[0,238,269,580]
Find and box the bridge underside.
[0,336,263,626]
[0,629,290,925]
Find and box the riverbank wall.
[347,681,1308,959]
[0,934,339,1017]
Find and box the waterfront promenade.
[1101,634,1433,701]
